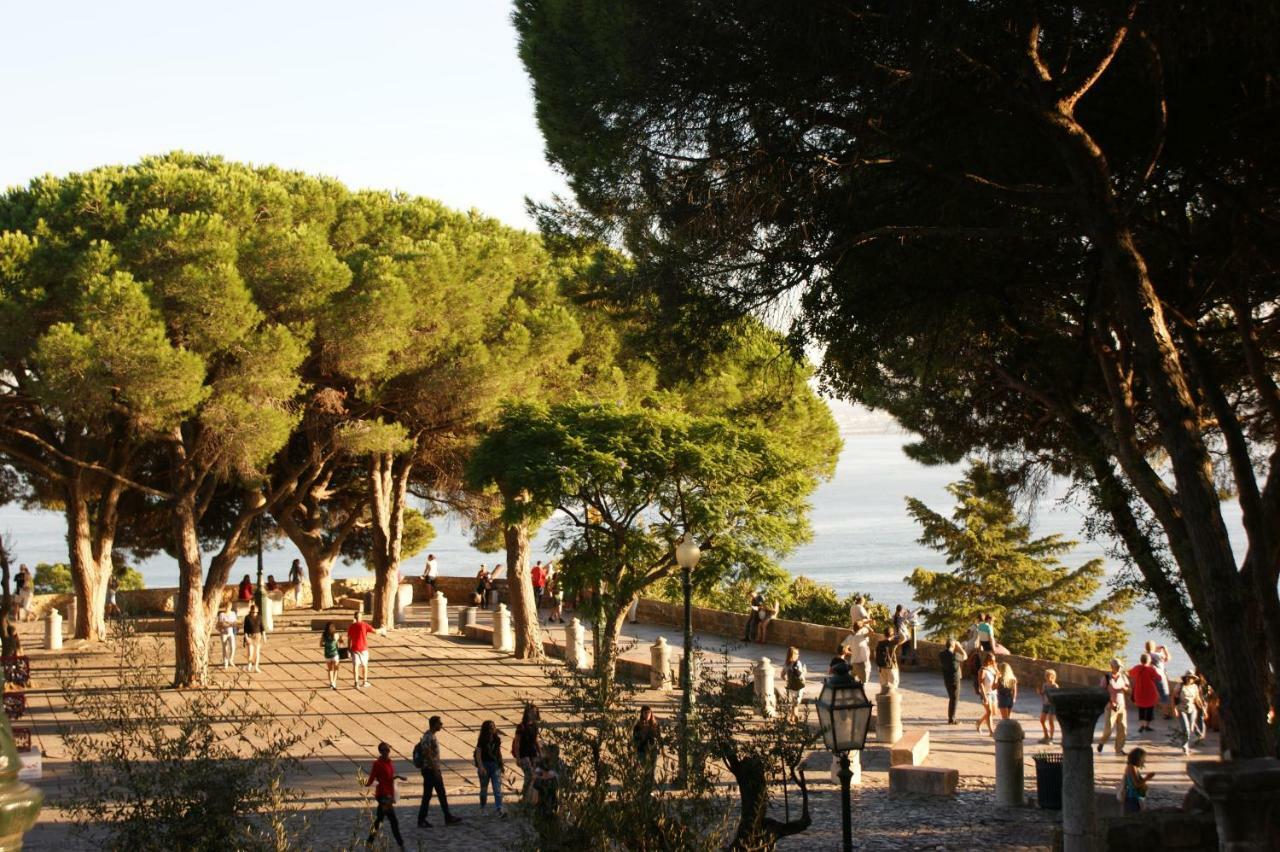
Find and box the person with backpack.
[474,720,505,816]
[414,715,462,828]
[875,625,899,693]
[364,741,406,849]
[320,622,340,690]
[1097,658,1130,755]
[782,646,807,720]
[514,702,543,803]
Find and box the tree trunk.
[594,604,631,694]
[504,518,542,660]
[726,757,810,851]
[368,453,410,631]
[172,492,208,688]
[64,482,111,641]
[308,553,336,610]
[200,494,263,625]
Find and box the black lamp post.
[815,672,874,852]
[674,533,701,788]
[253,511,266,620]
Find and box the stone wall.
[632,597,1107,688]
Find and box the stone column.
[650,637,673,690]
[994,719,1025,807]
[44,609,62,651]
[493,604,514,653]
[1187,757,1280,852]
[259,597,273,634]
[431,592,450,636]
[461,606,478,631]
[1049,687,1109,852]
[753,657,776,718]
[395,583,414,626]
[565,619,587,671]
[876,690,902,745]
[488,588,501,612]
[65,599,77,633]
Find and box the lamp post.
[674,533,701,788]
[815,672,874,852]
[253,511,266,619]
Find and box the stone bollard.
[260,597,274,634]
[753,657,777,717]
[1187,757,1280,852]
[488,588,501,612]
[1050,688,1110,852]
[65,599,77,633]
[565,618,587,671]
[461,606,478,631]
[45,609,62,651]
[876,689,902,745]
[492,604,514,653]
[994,719,1025,806]
[395,583,414,626]
[650,637,673,690]
[431,592,450,636]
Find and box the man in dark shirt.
[875,626,899,694]
[938,637,968,724]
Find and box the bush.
[775,576,890,631]
[33,562,73,594]
[114,564,146,590]
[55,621,328,851]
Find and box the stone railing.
[633,597,1106,688]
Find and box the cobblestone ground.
[13,603,1212,851]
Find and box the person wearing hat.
[1096,658,1130,755]
[417,716,462,828]
[1175,670,1207,754]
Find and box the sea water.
[0,405,1239,675]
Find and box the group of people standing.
[8,564,35,623]
[1096,644,1210,758]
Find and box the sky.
[0,0,565,230]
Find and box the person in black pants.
[938,637,968,725]
[417,716,462,828]
[365,742,406,849]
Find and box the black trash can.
[1034,752,1064,810]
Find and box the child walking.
[321,622,340,690]
[996,663,1018,720]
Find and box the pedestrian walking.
[243,603,263,672]
[1096,658,1130,755]
[1129,654,1160,733]
[473,566,489,606]
[321,622,340,689]
[938,637,967,724]
[15,565,34,622]
[365,742,406,849]
[531,560,547,615]
[1120,748,1154,814]
[1038,669,1060,743]
[514,702,543,803]
[347,609,376,688]
[217,602,237,669]
[875,626,899,693]
[288,559,304,606]
[782,647,807,719]
[474,720,506,816]
[547,575,564,623]
[976,654,998,735]
[996,663,1018,719]
[415,715,462,827]
[105,573,120,618]
[1175,671,1206,754]
[1144,640,1173,718]
[632,705,660,786]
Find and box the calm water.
[0,409,1241,673]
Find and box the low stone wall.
[632,597,1107,688]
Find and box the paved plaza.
[13,601,1215,850]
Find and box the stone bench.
[889,765,958,797]
[337,596,365,611]
[309,614,357,631]
[889,730,930,766]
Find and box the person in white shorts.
[347,609,376,688]
[217,603,238,668]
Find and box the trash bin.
[1033,752,1064,810]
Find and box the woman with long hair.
[976,654,998,735]
[515,702,542,804]
[474,720,506,816]
[321,622,340,689]
[996,663,1018,720]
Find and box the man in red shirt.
[347,609,377,689]
[531,561,547,616]
[1129,653,1161,733]
[365,741,406,848]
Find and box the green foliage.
[55,622,326,851]
[775,577,890,633]
[113,564,145,591]
[905,463,1132,667]
[33,562,72,594]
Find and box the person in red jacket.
[1129,653,1161,733]
[365,741,406,849]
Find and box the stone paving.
[11,601,1214,850]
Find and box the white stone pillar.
[431,592,450,636]
[488,588,500,611]
[650,637,673,690]
[565,618,587,671]
[396,583,414,626]
[994,719,1025,806]
[45,609,63,650]
[753,657,777,718]
[259,598,274,634]
[493,604,514,653]
[876,690,902,745]
[461,606,478,631]
[65,599,77,633]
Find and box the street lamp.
[674,532,701,788]
[815,672,874,852]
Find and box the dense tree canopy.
[516,0,1280,757]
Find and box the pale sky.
[0,0,565,230]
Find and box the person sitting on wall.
[743,590,766,642]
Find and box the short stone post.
[461,606,478,632]
[259,597,274,634]
[565,618,587,671]
[431,592,450,636]
[650,637,673,690]
[1050,688,1110,852]
[492,604,514,653]
[488,588,501,611]
[876,689,902,745]
[65,599,77,633]
[44,609,62,650]
[395,583,414,626]
[1187,757,1280,852]
[994,719,1025,806]
[753,657,777,718]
